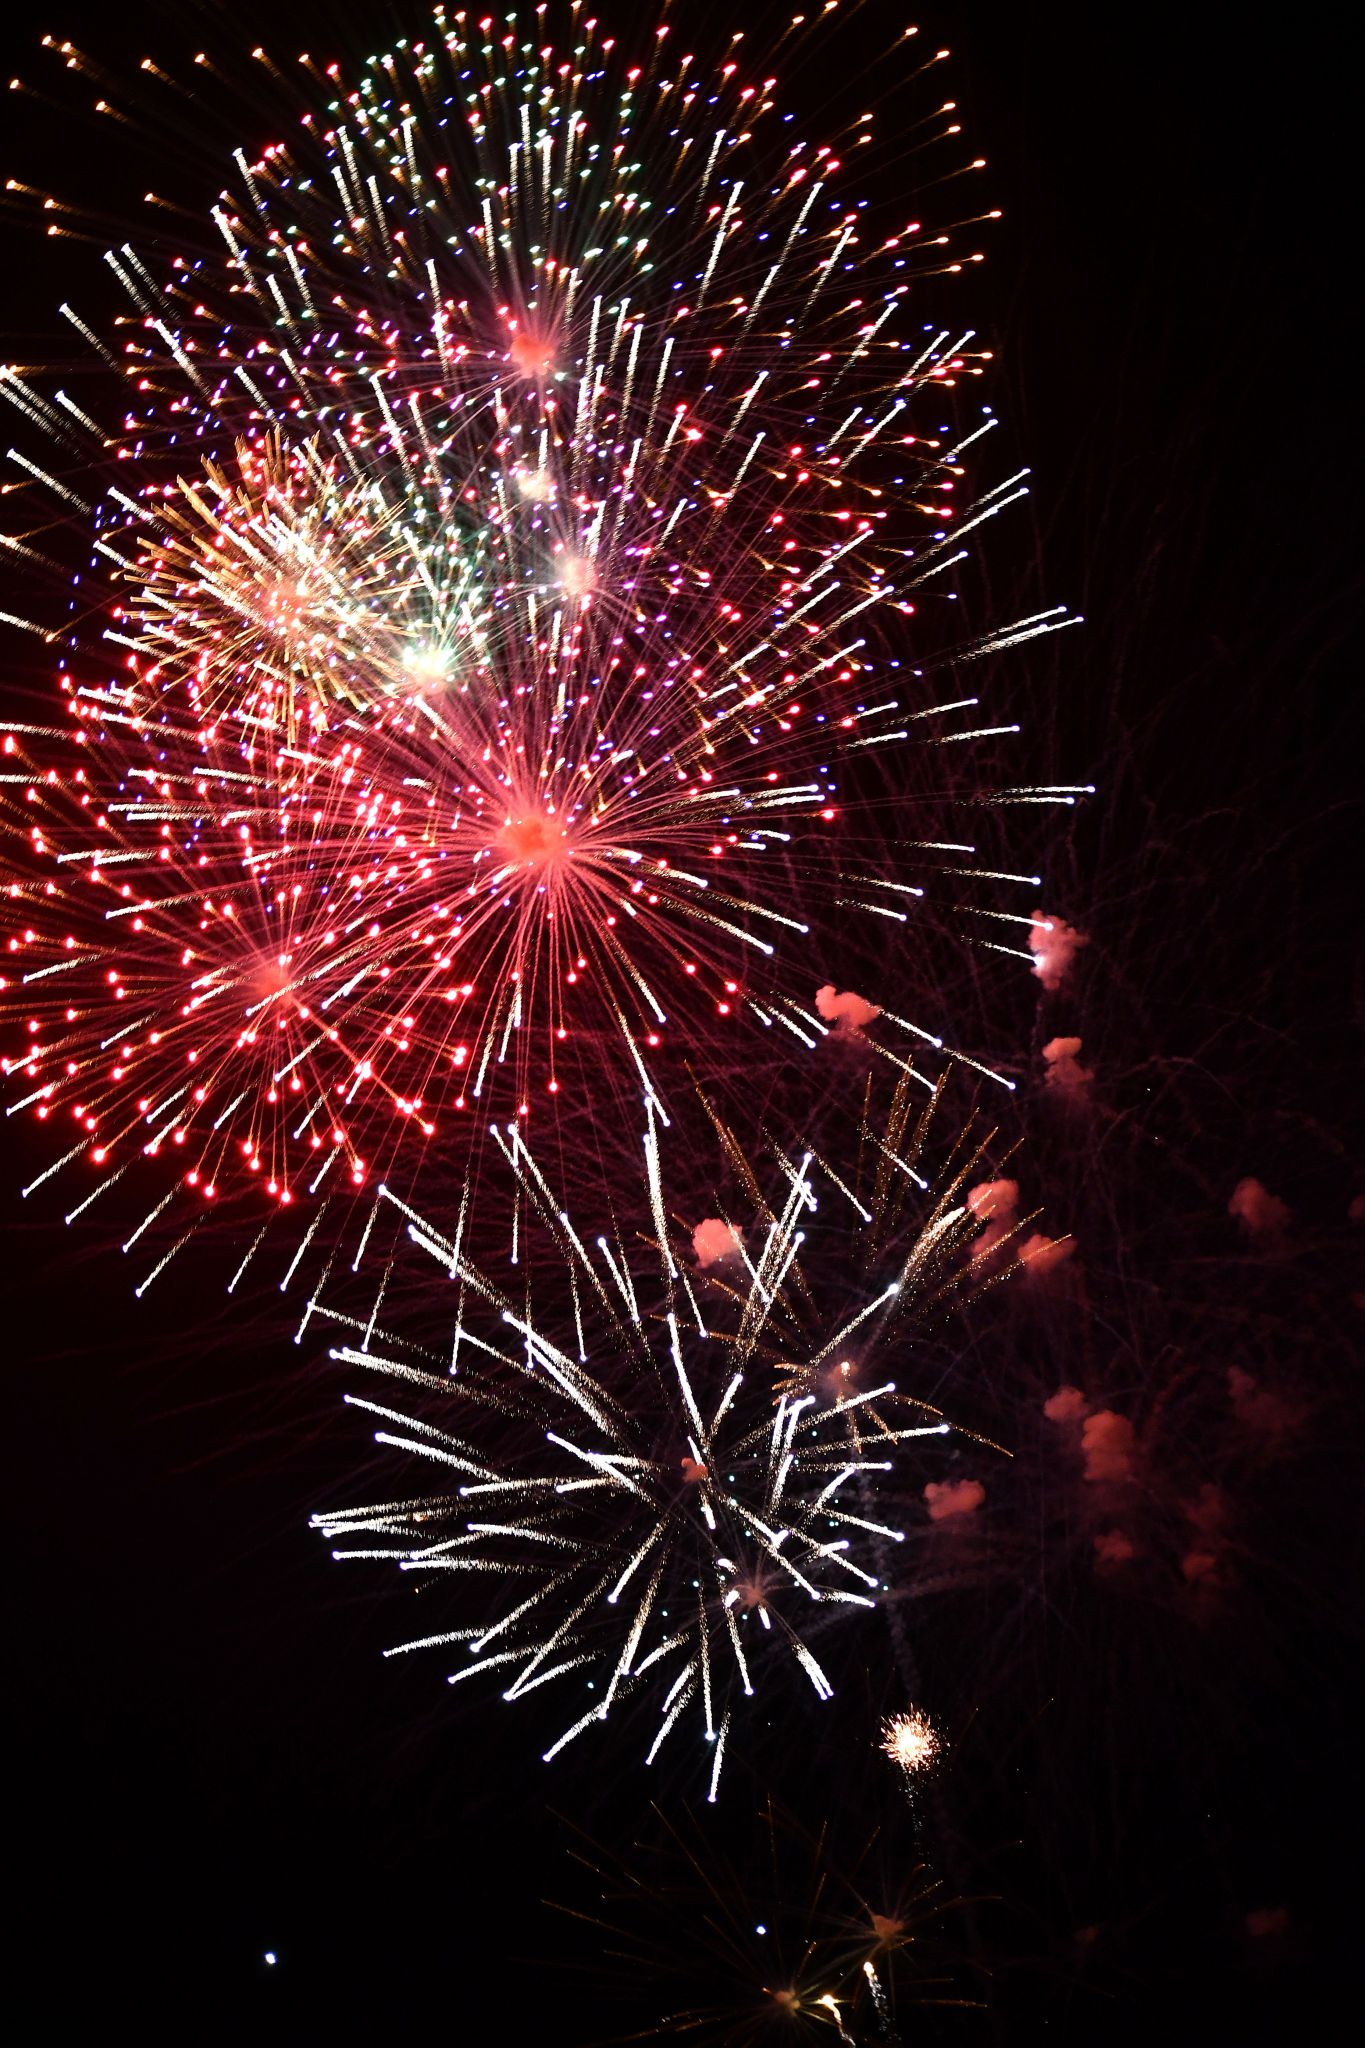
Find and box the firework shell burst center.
[0,5,1085,1245]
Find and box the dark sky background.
[1,2,1358,2039]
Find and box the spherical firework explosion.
[1,6,1084,1252]
[880,1706,942,1778]
[311,1075,1000,1792]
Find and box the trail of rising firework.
[1,8,1087,1245]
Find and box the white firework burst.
[313,1076,996,1794]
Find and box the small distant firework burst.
[880,1706,942,1778]
[1,5,1085,1251]
[312,1077,997,1793]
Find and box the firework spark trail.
[1,9,1086,1250]
[311,1078,996,1790]
[552,1792,978,2041]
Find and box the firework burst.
[311,1075,1001,1792]
[2,7,1084,1249]
[880,1706,943,1780]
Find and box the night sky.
[2,3,1358,2038]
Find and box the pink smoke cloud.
[1348,1193,1365,1226]
[1094,1529,1136,1568]
[1080,1410,1135,1484]
[966,1179,1020,1266]
[1041,1035,1093,1097]
[970,1223,1014,1267]
[1227,1366,1296,1440]
[1180,1485,1229,1585]
[923,1479,985,1522]
[1029,910,1087,992]
[1245,1907,1290,1941]
[1017,1230,1077,1279]
[1185,1482,1227,1537]
[691,1217,743,1270]
[1044,1385,1089,1425]
[1229,1176,1290,1242]
[815,983,881,1032]
[967,1179,1019,1224]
